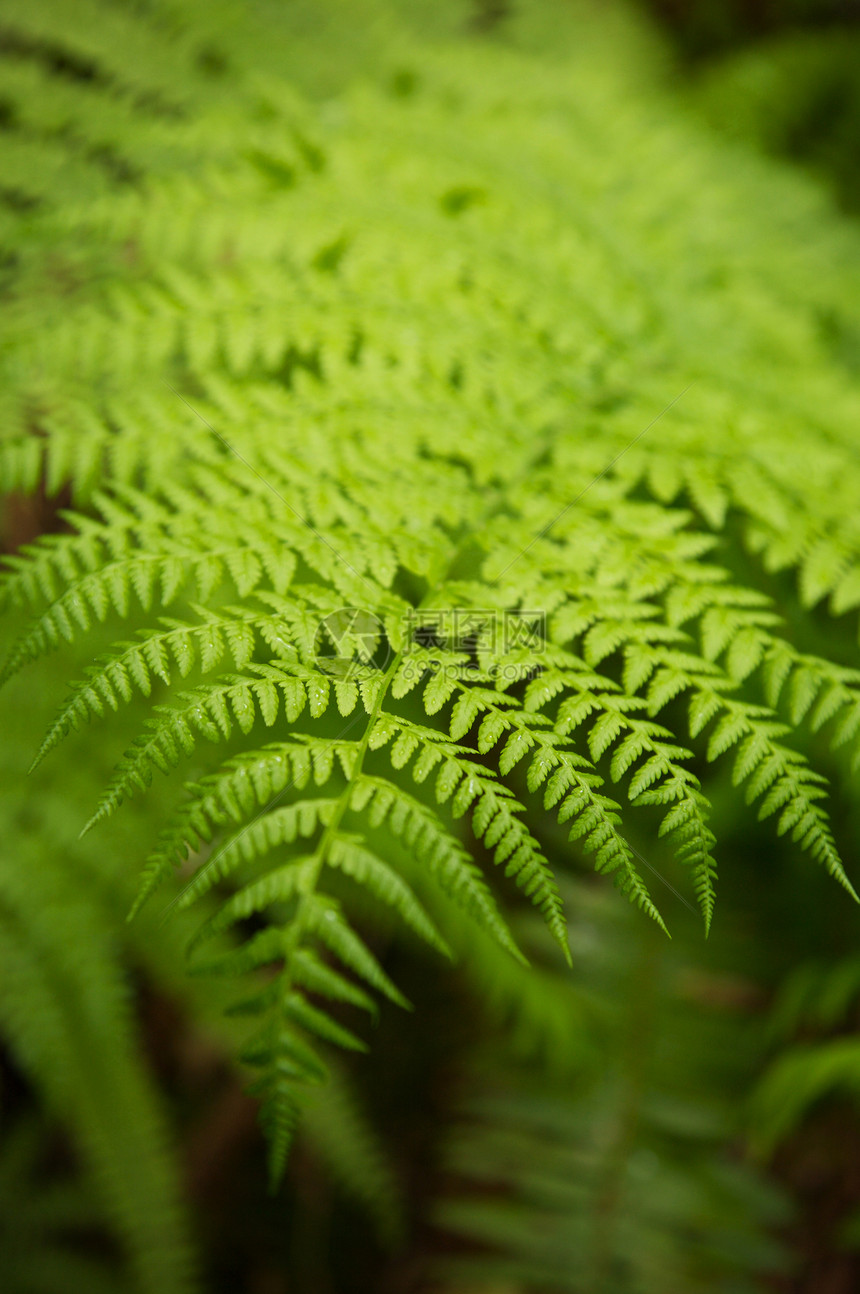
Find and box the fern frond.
[4,0,860,1181]
[349,774,524,962]
[0,834,196,1294]
[81,669,356,834]
[634,645,858,900]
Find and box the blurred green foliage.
[644,0,860,214]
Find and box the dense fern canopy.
[3,0,860,1180]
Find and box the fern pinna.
[2,0,860,1178]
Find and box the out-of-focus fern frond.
[433,884,791,1293]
